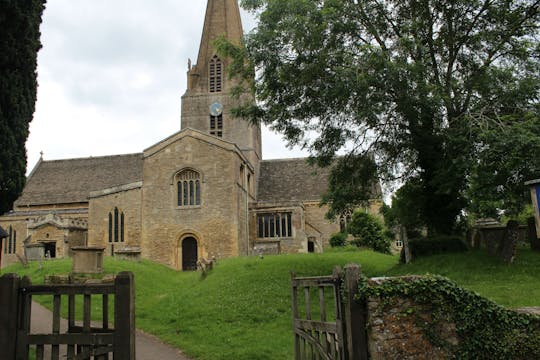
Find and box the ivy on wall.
[357,276,540,359]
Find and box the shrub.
[329,232,348,247]
[348,211,392,254]
[408,235,468,258]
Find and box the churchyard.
[2,247,539,359]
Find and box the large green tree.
[224,0,540,234]
[0,0,46,214]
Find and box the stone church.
[0,0,381,270]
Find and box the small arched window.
[108,207,125,243]
[177,170,201,207]
[209,55,222,93]
[209,114,223,137]
[4,226,16,254]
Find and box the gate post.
[0,274,20,360]
[114,272,136,360]
[343,264,368,360]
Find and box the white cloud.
[27,1,309,172]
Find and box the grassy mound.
[2,248,539,359]
[388,249,540,308]
[1,250,396,360]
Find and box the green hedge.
[407,235,468,259]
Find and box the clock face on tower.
[209,102,223,116]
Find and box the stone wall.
[88,184,143,256]
[141,132,250,269]
[304,202,339,250]
[361,276,540,359]
[367,293,457,359]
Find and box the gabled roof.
[0,226,7,239]
[257,157,382,204]
[14,153,143,207]
[257,158,333,203]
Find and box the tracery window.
[210,114,223,137]
[177,170,201,207]
[108,207,125,243]
[339,210,353,233]
[4,226,16,254]
[257,213,293,239]
[209,55,223,93]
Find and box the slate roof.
[257,157,382,204]
[257,158,333,203]
[15,153,143,207]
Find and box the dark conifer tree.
[0,0,46,214]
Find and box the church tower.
[181,0,262,169]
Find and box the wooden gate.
[0,272,135,360]
[291,265,368,360]
[291,268,345,360]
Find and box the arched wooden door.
[182,237,198,271]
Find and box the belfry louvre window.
[108,207,125,243]
[257,213,293,238]
[4,226,16,254]
[209,55,222,93]
[177,170,201,207]
[210,114,223,137]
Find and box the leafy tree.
[467,112,540,219]
[347,211,391,254]
[380,178,426,236]
[0,0,46,214]
[329,232,347,247]
[222,0,540,235]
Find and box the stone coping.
[515,307,540,316]
[71,246,105,251]
[115,248,142,254]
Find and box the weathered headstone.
[501,220,519,264]
[525,179,540,239]
[401,226,412,264]
[528,217,540,252]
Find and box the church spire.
[186,0,244,93]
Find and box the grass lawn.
[2,248,539,359]
[1,250,396,360]
[388,248,540,309]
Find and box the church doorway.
[182,237,198,271]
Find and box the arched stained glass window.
[108,208,125,243]
[177,170,202,207]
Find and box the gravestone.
[501,220,519,264]
[25,243,45,261]
[525,179,540,239]
[528,217,540,252]
[71,247,105,274]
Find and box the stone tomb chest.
[71,247,105,274]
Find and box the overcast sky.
[26,0,309,174]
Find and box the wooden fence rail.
[0,272,135,360]
[291,264,367,360]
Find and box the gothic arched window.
[4,226,16,254]
[209,55,223,93]
[108,207,125,243]
[177,170,201,207]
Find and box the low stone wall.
[361,276,540,359]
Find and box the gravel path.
[30,301,192,359]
